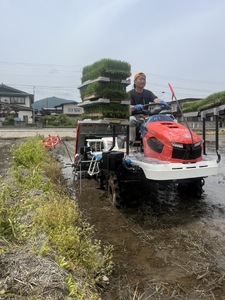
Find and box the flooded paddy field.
[58,134,225,299]
[1,135,225,299]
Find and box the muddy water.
[58,136,225,300]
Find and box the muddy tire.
[107,175,121,207]
[194,179,204,198]
[177,179,204,198]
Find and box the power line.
[0,61,83,69]
[5,83,76,89]
[1,60,225,85]
[1,61,224,100]
[147,72,225,85]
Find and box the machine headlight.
[171,142,183,149]
[194,141,201,147]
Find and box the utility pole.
[33,86,35,124]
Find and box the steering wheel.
[142,102,171,116]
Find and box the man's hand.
[160,100,170,109]
[134,104,143,111]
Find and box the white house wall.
[24,96,31,107]
[0,95,31,106]
[18,110,33,123]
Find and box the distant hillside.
[32,96,77,110]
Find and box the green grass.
[0,137,113,299]
[183,91,225,112]
[81,58,131,82]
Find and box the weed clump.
[0,137,113,299]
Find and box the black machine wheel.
[194,178,205,198]
[177,178,204,198]
[107,174,121,207]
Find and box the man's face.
[135,75,146,88]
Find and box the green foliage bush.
[183,91,225,112]
[11,136,48,169]
[41,114,77,127]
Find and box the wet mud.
[63,137,225,300]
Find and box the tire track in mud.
[71,174,225,300]
[59,138,225,300]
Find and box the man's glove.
[160,100,170,109]
[134,104,143,111]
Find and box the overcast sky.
[0,0,225,102]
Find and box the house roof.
[0,83,32,95]
[0,83,34,102]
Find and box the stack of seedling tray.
[78,58,131,121]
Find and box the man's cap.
[134,72,146,81]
